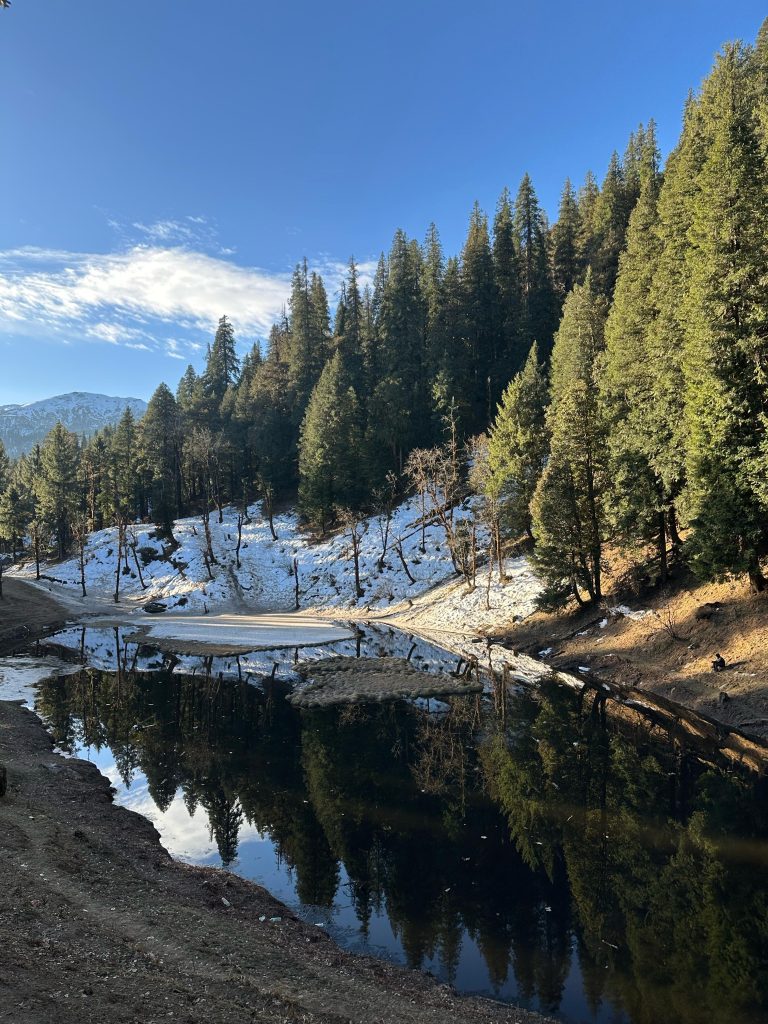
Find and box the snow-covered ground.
[9,495,542,640]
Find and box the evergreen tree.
[334,259,366,399]
[422,222,446,391]
[514,174,557,360]
[458,202,500,430]
[492,188,523,379]
[38,423,80,559]
[682,45,768,589]
[248,353,296,496]
[531,273,608,606]
[204,315,241,410]
[142,383,182,533]
[368,229,426,477]
[600,130,669,578]
[288,260,328,417]
[550,178,581,304]
[486,343,549,541]
[298,353,364,531]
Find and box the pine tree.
[368,229,426,477]
[334,259,366,399]
[458,202,500,430]
[38,423,80,559]
[298,352,364,531]
[600,130,669,578]
[550,178,581,305]
[142,383,182,533]
[682,45,768,589]
[590,151,629,297]
[422,222,446,391]
[486,342,549,542]
[531,273,608,606]
[492,188,523,379]
[514,174,557,360]
[204,315,241,410]
[576,170,601,274]
[288,260,328,417]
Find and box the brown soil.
[289,656,483,707]
[505,568,768,743]
[0,578,69,654]
[0,699,551,1024]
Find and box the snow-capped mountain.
[0,392,148,457]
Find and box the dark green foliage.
[531,274,609,605]
[486,343,549,542]
[298,353,365,531]
[514,174,558,360]
[681,44,768,588]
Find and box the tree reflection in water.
[35,661,768,1024]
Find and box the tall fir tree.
[486,343,549,541]
[492,187,523,379]
[550,178,581,305]
[600,137,668,578]
[531,273,609,606]
[681,45,768,589]
[458,202,500,431]
[514,174,557,360]
[298,352,364,531]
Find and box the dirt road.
[0,578,69,654]
[0,699,552,1024]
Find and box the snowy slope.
[10,496,542,632]
[0,392,147,457]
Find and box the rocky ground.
[0,696,553,1024]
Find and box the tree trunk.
[748,560,766,594]
[668,506,682,549]
[658,509,668,585]
[79,542,87,597]
[395,540,416,584]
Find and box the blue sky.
[1,0,766,404]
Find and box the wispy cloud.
[0,242,378,360]
[0,245,293,355]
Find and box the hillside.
[8,495,542,632]
[0,392,147,457]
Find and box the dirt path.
[0,578,70,654]
[0,699,552,1024]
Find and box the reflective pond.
[15,624,768,1024]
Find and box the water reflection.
[28,627,768,1024]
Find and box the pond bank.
[0,697,554,1024]
[0,578,70,655]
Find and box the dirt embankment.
[0,699,552,1024]
[0,578,69,654]
[505,572,768,743]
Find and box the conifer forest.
[4,27,768,612]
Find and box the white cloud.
[0,244,378,357]
[0,245,293,349]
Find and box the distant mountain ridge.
[0,392,148,458]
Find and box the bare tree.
[113,517,126,604]
[235,512,244,569]
[127,526,147,590]
[372,470,398,571]
[340,508,366,599]
[257,473,278,541]
[73,517,89,597]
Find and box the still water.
[18,624,768,1024]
